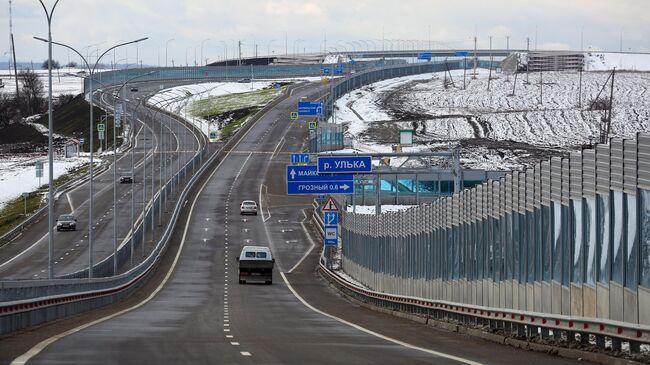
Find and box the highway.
[0,83,202,279]
[2,81,592,364]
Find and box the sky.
[1,0,649,68]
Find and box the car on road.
[120,175,134,183]
[240,200,258,215]
[237,246,274,285]
[130,87,139,92]
[56,214,77,231]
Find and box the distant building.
[523,52,584,72]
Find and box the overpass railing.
[339,133,650,351]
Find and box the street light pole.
[201,38,211,66]
[35,36,148,278]
[37,0,60,279]
[166,38,175,68]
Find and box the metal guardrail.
[319,263,650,354]
[0,82,300,335]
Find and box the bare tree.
[18,69,44,116]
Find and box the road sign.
[114,112,122,128]
[286,165,354,195]
[318,156,372,174]
[97,123,105,132]
[455,51,470,57]
[209,131,218,142]
[291,153,310,164]
[323,211,339,225]
[417,52,432,61]
[297,101,324,117]
[308,121,317,130]
[287,165,352,182]
[290,112,299,120]
[322,67,331,75]
[334,64,344,75]
[79,138,85,145]
[324,226,338,246]
[99,130,105,140]
[322,197,339,212]
[35,161,43,178]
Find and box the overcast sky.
[2,0,649,67]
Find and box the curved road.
[4,81,593,364]
[0,83,202,279]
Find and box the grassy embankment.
[0,163,91,239]
[187,86,286,141]
[36,94,119,152]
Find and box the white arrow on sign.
[290,169,297,180]
[340,184,350,191]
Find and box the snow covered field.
[330,66,650,170]
[0,68,86,97]
[0,155,88,210]
[148,81,281,139]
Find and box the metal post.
[37,0,60,279]
[112,92,118,275]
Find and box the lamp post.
[266,39,276,58]
[201,38,211,66]
[34,36,148,278]
[36,0,60,279]
[165,38,175,68]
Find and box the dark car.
[56,214,77,231]
[120,175,134,183]
[130,87,139,92]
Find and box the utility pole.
[238,40,242,66]
[526,37,530,84]
[578,64,583,108]
[605,68,616,143]
[487,36,493,91]
[506,35,510,82]
[9,0,19,99]
[539,70,543,105]
[472,36,477,79]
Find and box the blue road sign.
[455,51,470,57]
[79,138,85,145]
[323,212,339,226]
[417,52,432,61]
[298,101,324,117]
[322,67,331,75]
[291,153,310,164]
[317,156,372,174]
[334,64,344,75]
[286,165,354,195]
[324,225,338,246]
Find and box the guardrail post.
[629,340,641,353]
[595,334,606,349]
[580,333,590,345]
[611,337,622,351]
[540,327,550,339]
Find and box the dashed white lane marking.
[226,335,234,339]
[280,272,483,365]
[231,342,240,346]
[240,352,252,357]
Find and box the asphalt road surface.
[7,81,593,365]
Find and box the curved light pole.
[201,38,211,66]
[37,0,60,279]
[165,38,175,67]
[34,36,148,278]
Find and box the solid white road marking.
[279,272,483,365]
[288,209,317,274]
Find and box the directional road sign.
[323,211,339,225]
[322,67,331,75]
[297,101,324,117]
[318,156,372,174]
[286,165,354,195]
[417,52,432,61]
[291,153,310,164]
[455,51,470,57]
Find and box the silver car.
[240,200,258,215]
[56,214,77,231]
